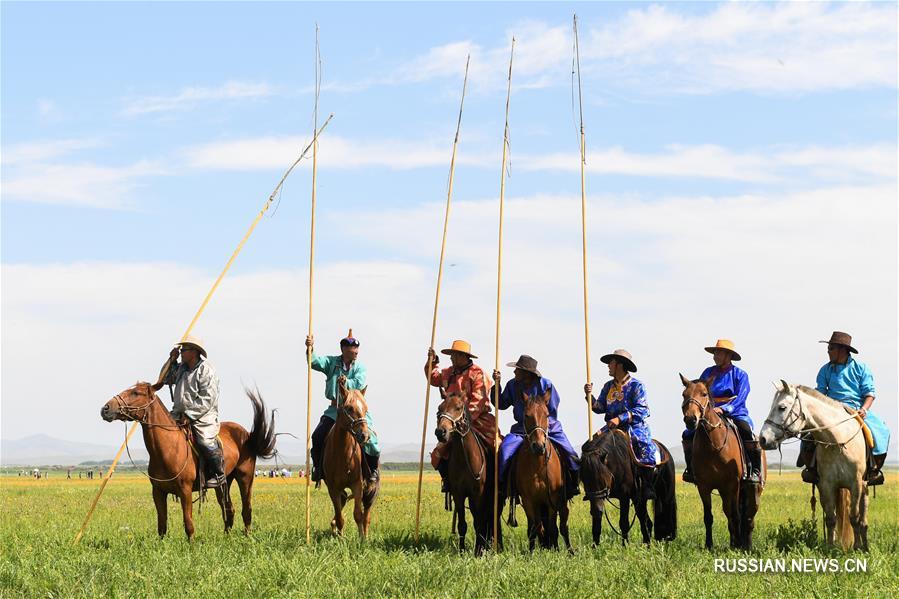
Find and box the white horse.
[759,381,867,551]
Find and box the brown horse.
[680,374,766,550]
[100,381,276,539]
[322,381,379,540]
[435,390,499,555]
[515,389,572,552]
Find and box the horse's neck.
[801,392,858,444]
[700,403,728,444]
[140,395,183,458]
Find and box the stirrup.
[744,470,761,484]
[865,470,884,486]
[204,474,226,489]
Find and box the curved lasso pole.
[305,24,322,545]
[414,56,470,543]
[73,115,334,546]
[493,37,514,552]
[574,15,593,439]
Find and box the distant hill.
[1,434,147,466]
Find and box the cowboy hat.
[506,354,541,377]
[704,339,742,361]
[441,339,477,359]
[819,331,858,354]
[600,349,637,373]
[178,335,207,358]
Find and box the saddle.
[717,414,764,485]
[180,425,211,493]
[841,405,879,483]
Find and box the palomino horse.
[435,390,499,555]
[680,374,766,549]
[515,389,572,552]
[759,381,866,550]
[322,381,379,540]
[580,429,677,546]
[101,382,276,539]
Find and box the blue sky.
[2,2,896,456]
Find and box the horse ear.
[522,392,533,402]
[150,381,164,392]
[360,386,367,397]
[779,379,790,393]
[679,373,691,388]
[541,388,552,404]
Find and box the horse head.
[759,380,803,450]
[523,388,551,455]
[435,390,468,443]
[101,381,164,423]
[580,434,614,510]
[680,373,711,430]
[338,385,370,445]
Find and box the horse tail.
[245,388,277,460]
[363,478,380,509]
[836,488,853,550]
[652,442,678,541]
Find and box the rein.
[764,388,863,449]
[438,404,486,482]
[685,395,729,452]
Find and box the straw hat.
[441,340,477,359]
[704,339,741,361]
[178,335,207,358]
[819,331,857,354]
[600,349,637,373]
[506,355,541,377]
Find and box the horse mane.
[580,431,629,494]
[796,384,846,411]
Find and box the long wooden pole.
[305,24,321,545]
[574,15,593,438]
[414,56,470,543]
[73,115,333,545]
[493,38,514,552]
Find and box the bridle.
[338,397,369,445]
[109,384,181,430]
[763,387,860,448]
[437,400,485,482]
[763,388,806,441]
[683,386,729,452]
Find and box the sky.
[2,2,897,460]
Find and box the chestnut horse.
[100,381,276,539]
[515,389,572,552]
[580,429,677,546]
[435,390,499,555]
[759,382,864,550]
[322,381,379,540]
[680,374,766,550]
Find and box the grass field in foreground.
[1,470,897,597]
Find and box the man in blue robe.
[798,331,889,486]
[492,355,580,499]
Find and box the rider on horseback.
[493,355,580,500]
[307,329,380,484]
[585,349,658,474]
[798,331,889,486]
[682,340,761,484]
[426,340,497,493]
[163,335,226,488]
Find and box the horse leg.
[236,473,253,534]
[352,482,365,541]
[328,485,345,536]
[456,495,468,554]
[699,487,713,550]
[179,490,195,541]
[634,495,651,545]
[818,483,838,546]
[559,500,573,554]
[589,500,603,547]
[856,483,869,552]
[546,505,559,550]
[216,481,234,533]
[521,498,538,552]
[152,485,167,538]
[721,487,740,550]
[619,498,630,546]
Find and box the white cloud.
[2,185,895,457]
[2,139,102,165]
[122,81,275,116]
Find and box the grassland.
[1,470,897,597]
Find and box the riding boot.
[203,440,227,489]
[865,453,885,486]
[364,452,380,485]
[437,458,450,493]
[798,441,818,484]
[745,441,762,484]
[682,439,696,484]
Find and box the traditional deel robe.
[496,377,579,480]
[683,364,752,440]
[592,376,658,466]
[165,358,220,442]
[428,362,498,468]
[310,353,379,457]
[817,358,890,455]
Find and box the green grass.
[1,471,897,597]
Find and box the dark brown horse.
[435,390,499,555]
[515,389,572,552]
[100,382,276,539]
[680,374,766,549]
[322,380,379,540]
[580,429,677,546]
